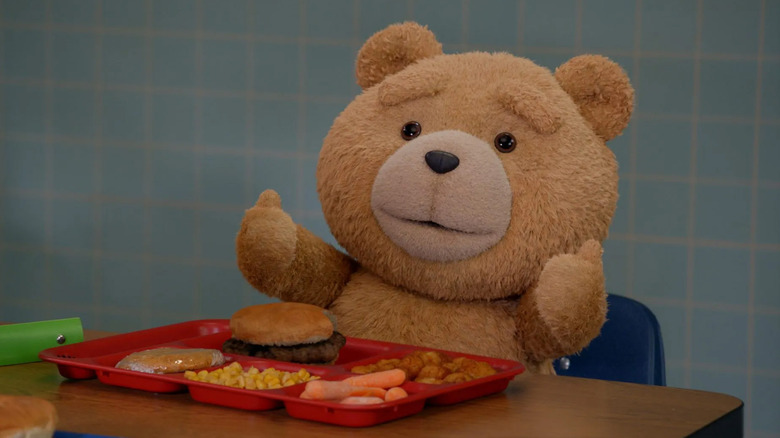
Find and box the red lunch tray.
[39,319,525,427]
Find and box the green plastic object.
[0,317,84,366]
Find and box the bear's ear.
[356,22,443,90]
[554,55,634,142]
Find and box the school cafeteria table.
[0,329,742,437]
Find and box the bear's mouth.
[404,218,477,235]
[384,213,486,236]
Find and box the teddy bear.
[235,22,633,374]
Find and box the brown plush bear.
[236,22,633,374]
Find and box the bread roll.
[0,395,57,438]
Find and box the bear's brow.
[378,70,448,106]
[496,82,561,135]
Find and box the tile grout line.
[4,75,780,128]
[43,0,54,320]
[192,0,204,322]
[141,0,154,328]
[2,19,780,62]
[91,0,105,328]
[293,0,307,237]
[574,0,583,54]
[461,0,468,46]
[746,0,767,432]
[626,0,642,299]
[242,0,257,302]
[684,0,704,389]
[517,0,524,56]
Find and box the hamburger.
[222,303,346,364]
[0,394,58,438]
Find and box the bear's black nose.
[425,150,460,174]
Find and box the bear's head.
[317,22,633,301]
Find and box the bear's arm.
[515,240,608,368]
[236,190,357,308]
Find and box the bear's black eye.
[401,121,422,140]
[494,132,516,153]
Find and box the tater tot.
[349,350,497,385]
[416,365,449,380]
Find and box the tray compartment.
[180,359,336,410]
[95,368,187,393]
[283,397,427,427]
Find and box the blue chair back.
[553,294,666,386]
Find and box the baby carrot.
[339,396,385,405]
[384,386,408,402]
[343,369,406,389]
[299,380,386,400]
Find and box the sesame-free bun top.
[0,394,58,438]
[229,302,337,346]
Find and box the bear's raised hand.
[236,189,298,283]
[517,239,608,364]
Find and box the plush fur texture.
[236,22,633,374]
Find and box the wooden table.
[0,330,743,438]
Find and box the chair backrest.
[553,294,666,386]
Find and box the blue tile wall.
[202,40,248,92]
[100,146,145,197]
[634,180,690,237]
[1,140,46,190]
[101,0,146,29]
[1,2,777,436]
[755,250,780,308]
[255,42,300,95]
[2,29,46,79]
[698,60,757,118]
[52,32,95,83]
[696,122,754,180]
[101,35,146,86]
[151,94,197,144]
[198,209,243,262]
[700,0,761,55]
[202,0,248,34]
[254,0,300,38]
[102,90,145,142]
[691,308,748,368]
[51,144,96,194]
[100,203,145,254]
[1,0,46,22]
[199,152,247,205]
[694,184,751,242]
[3,84,45,134]
[692,247,750,306]
[523,0,577,49]
[201,96,248,148]
[305,0,354,40]
[51,0,97,26]
[762,61,780,119]
[467,0,518,48]
[358,0,410,40]
[151,37,197,89]
[52,88,96,138]
[253,100,299,151]
[640,0,696,53]
[581,0,636,51]
[635,119,691,177]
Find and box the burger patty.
[222,332,347,364]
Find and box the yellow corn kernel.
[186,364,318,390]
